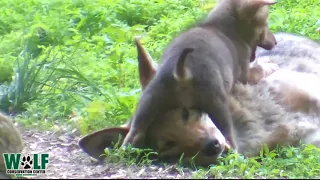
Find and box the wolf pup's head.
[208,0,277,61]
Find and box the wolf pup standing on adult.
[122,0,277,151]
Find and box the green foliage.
[0,58,14,83]
[0,0,210,133]
[203,144,320,179]
[102,137,157,166]
[268,0,320,39]
[3,0,317,133]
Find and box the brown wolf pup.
[0,112,24,179]
[122,0,277,151]
[79,36,320,166]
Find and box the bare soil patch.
[19,127,197,179]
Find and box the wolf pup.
[122,0,277,151]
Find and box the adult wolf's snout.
[202,138,223,156]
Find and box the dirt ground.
[18,127,199,179]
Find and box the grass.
[100,143,320,178]
[208,144,320,178]
[0,0,320,178]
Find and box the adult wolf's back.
[252,32,320,115]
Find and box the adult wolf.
[79,33,320,166]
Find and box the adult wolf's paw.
[131,132,147,148]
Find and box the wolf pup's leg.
[122,80,170,148]
[174,48,238,151]
[206,97,237,151]
[122,93,156,148]
[194,83,238,151]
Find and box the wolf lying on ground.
[0,113,24,179]
[122,0,277,151]
[250,32,320,115]
[79,32,320,166]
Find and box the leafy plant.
[103,138,158,166]
[0,58,14,83]
[0,46,60,113]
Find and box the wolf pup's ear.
[78,127,129,160]
[235,0,277,26]
[235,0,277,51]
[237,0,277,18]
[135,37,158,90]
[173,48,194,81]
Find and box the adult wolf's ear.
[119,39,160,130]
[78,127,129,160]
[135,37,158,90]
[78,38,160,160]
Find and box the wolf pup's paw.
[248,65,265,84]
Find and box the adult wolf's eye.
[165,141,176,148]
[182,108,189,122]
[159,138,176,151]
